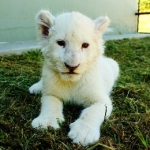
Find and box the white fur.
[29,10,119,146]
[29,79,43,94]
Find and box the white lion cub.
[29,10,119,146]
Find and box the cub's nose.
[64,63,79,72]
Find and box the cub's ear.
[94,16,110,34]
[36,10,54,38]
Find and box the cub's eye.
[57,40,66,47]
[82,43,89,49]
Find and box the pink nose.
[64,63,79,72]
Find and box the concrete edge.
[0,45,41,56]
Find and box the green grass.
[0,37,150,150]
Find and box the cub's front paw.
[32,115,64,129]
[68,119,100,146]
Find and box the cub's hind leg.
[29,78,42,94]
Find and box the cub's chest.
[43,77,90,103]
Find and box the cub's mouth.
[61,72,78,75]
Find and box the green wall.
[0,0,138,42]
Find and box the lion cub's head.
[36,10,110,81]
